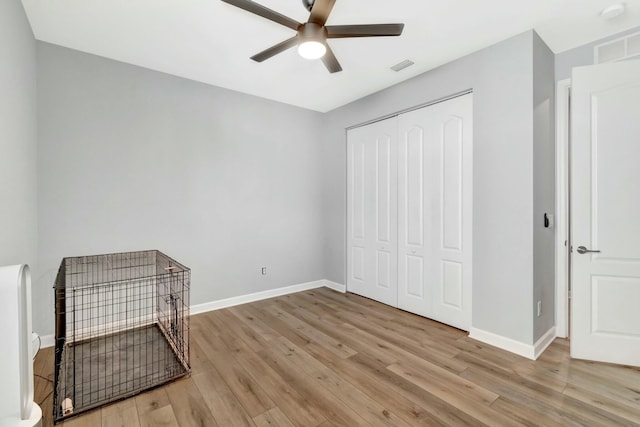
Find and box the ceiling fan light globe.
[298,41,326,59]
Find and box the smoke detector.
[600,3,626,20]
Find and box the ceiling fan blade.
[250,36,299,62]
[321,44,342,73]
[308,0,336,26]
[221,0,301,31]
[326,23,405,38]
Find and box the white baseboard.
[469,328,534,360]
[533,326,557,359]
[38,334,55,349]
[38,279,347,348]
[190,279,344,316]
[323,280,346,293]
[469,326,557,360]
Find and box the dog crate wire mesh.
[53,250,190,423]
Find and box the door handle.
[577,246,600,254]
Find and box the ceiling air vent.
[391,59,414,72]
[595,31,640,63]
[628,33,640,57]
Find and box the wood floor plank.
[306,289,396,324]
[265,336,413,426]
[271,301,396,367]
[389,360,500,406]
[563,359,640,405]
[239,303,317,352]
[326,353,477,426]
[265,336,330,375]
[315,288,466,344]
[536,339,570,364]
[216,307,272,352]
[570,358,640,386]
[262,301,357,359]
[337,315,469,374]
[164,377,218,427]
[62,409,101,427]
[256,345,369,427]
[562,383,640,425]
[102,398,140,427]
[252,407,296,427]
[192,369,256,427]
[227,304,281,341]
[134,388,179,427]
[34,287,640,427]
[338,307,464,362]
[387,362,523,427]
[511,359,572,393]
[489,396,583,427]
[34,346,55,427]
[194,325,275,417]
[199,310,250,353]
[234,346,327,427]
[314,288,466,344]
[39,392,54,427]
[454,336,529,365]
[139,404,179,427]
[460,363,634,426]
[290,292,351,329]
[188,337,217,374]
[277,295,465,372]
[135,388,170,416]
[309,367,413,427]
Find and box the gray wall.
[322,31,537,345]
[35,43,325,335]
[21,22,566,346]
[532,32,556,341]
[556,26,640,81]
[0,0,38,268]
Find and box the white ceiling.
[21,0,640,112]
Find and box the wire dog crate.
[53,250,190,423]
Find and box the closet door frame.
[345,90,473,331]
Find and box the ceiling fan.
[220,0,405,73]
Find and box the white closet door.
[347,117,398,306]
[397,94,473,330]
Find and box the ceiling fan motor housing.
[298,22,327,43]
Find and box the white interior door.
[571,60,640,366]
[346,117,398,307]
[397,94,473,330]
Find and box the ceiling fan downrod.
[301,0,315,12]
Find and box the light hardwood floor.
[35,287,640,426]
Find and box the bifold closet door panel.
[396,114,430,317]
[346,117,398,307]
[397,94,473,330]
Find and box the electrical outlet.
[261,267,267,275]
[537,300,542,317]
